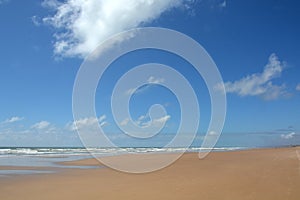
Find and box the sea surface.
[0,147,246,176]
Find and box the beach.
[0,147,300,200]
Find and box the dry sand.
[1,147,300,200]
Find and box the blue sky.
[0,0,299,147]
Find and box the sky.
[0,0,299,147]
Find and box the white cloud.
[99,121,109,127]
[125,88,137,96]
[138,115,146,121]
[296,83,300,91]
[41,0,192,58]
[120,114,170,128]
[147,76,165,84]
[31,16,42,26]
[217,54,288,100]
[281,132,296,140]
[120,118,130,126]
[208,130,218,136]
[2,116,24,124]
[135,115,149,127]
[137,114,170,127]
[69,115,108,131]
[98,115,106,122]
[126,76,165,95]
[152,115,171,126]
[41,0,61,9]
[31,121,51,130]
[0,120,82,146]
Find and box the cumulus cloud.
[121,114,170,128]
[125,88,138,96]
[208,130,218,136]
[41,0,193,58]
[2,116,24,124]
[216,54,288,100]
[147,76,165,84]
[0,119,82,146]
[69,115,108,131]
[31,16,42,26]
[151,115,171,126]
[120,118,130,126]
[41,0,61,9]
[296,83,300,91]
[281,132,296,140]
[31,121,51,129]
[126,76,165,95]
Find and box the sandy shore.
[1,147,300,200]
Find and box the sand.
[0,147,300,200]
